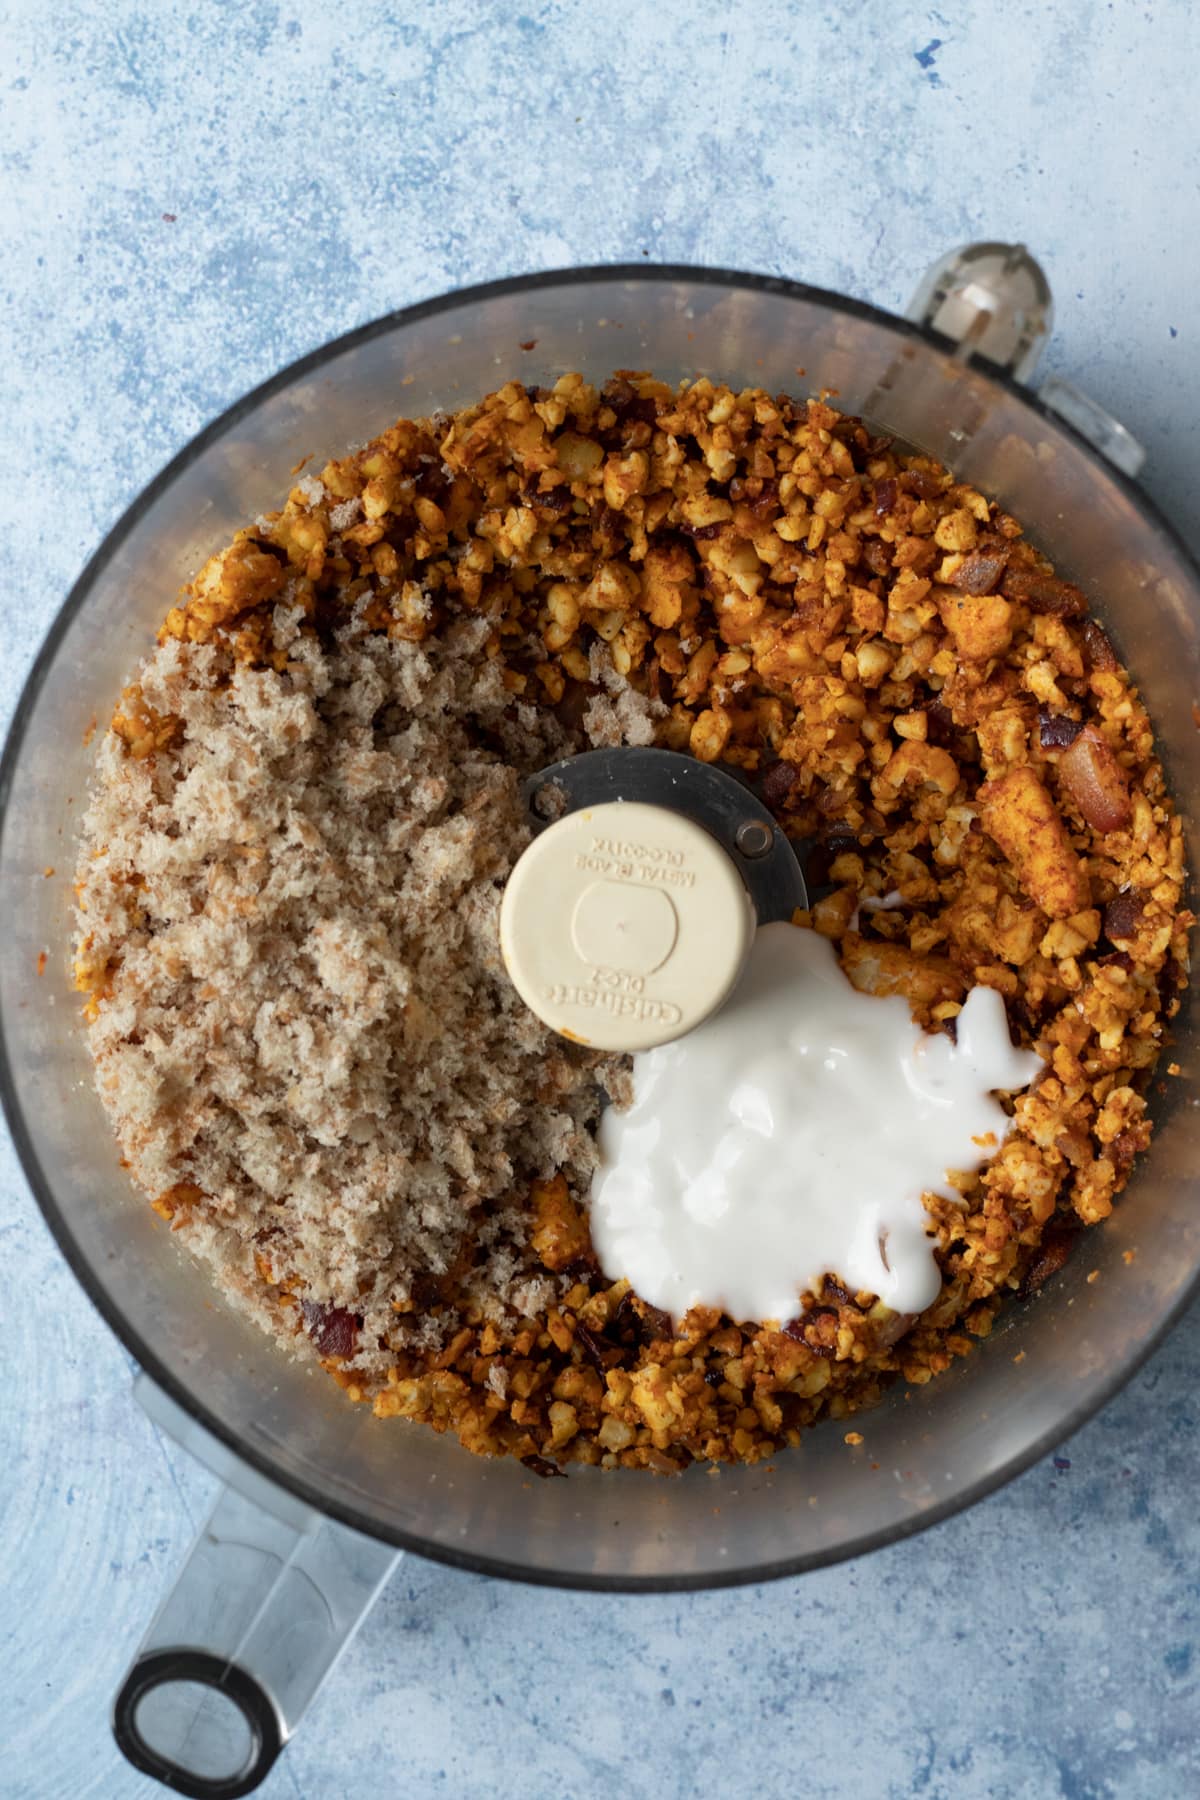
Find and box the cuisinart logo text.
[545,981,683,1026]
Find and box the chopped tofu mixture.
[74,372,1190,1474]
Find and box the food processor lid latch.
[908,241,1145,476]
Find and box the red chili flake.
[1038,708,1083,749]
[901,466,944,500]
[949,548,1009,595]
[531,484,573,516]
[858,537,892,577]
[760,759,799,811]
[521,1454,567,1480]
[1002,566,1088,618]
[518,339,538,351]
[35,951,47,976]
[300,1300,361,1359]
[872,477,898,518]
[925,701,956,748]
[1103,891,1145,943]
[1081,619,1120,672]
[1022,1230,1077,1295]
[572,1320,608,1370]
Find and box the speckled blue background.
[4,3,1200,1796]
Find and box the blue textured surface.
[3,3,1200,1796]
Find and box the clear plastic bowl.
[3,267,1199,1593]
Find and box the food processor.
[2,248,1197,1797]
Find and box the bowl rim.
[4,259,1200,1592]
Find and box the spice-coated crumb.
[73,370,1190,1474]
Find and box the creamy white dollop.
[589,922,1043,1324]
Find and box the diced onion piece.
[1059,726,1132,833]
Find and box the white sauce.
[589,922,1043,1324]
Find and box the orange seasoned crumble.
[72,371,1191,1475]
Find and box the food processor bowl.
[3,261,1198,1796]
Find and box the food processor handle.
[906,241,1146,476]
[112,1377,400,1796]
